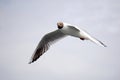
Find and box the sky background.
[0,0,120,80]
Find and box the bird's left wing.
[29,30,66,64]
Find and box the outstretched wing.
[29,30,66,64]
[80,29,107,47]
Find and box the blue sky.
[0,0,120,80]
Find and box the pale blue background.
[0,0,120,80]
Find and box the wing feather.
[68,26,80,32]
[29,30,66,64]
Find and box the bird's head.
[57,22,64,29]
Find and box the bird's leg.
[80,37,85,40]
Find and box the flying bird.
[29,22,106,64]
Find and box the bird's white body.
[59,22,88,39]
[60,23,80,38]
[29,22,106,64]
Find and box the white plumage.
[29,22,106,64]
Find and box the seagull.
[29,22,106,64]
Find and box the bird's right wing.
[88,36,107,47]
[29,30,66,64]
[80,29,107,47]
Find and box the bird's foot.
[80,38,85,40]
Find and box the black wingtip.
[28,61,33,64]
[104,45,107,47]
[98,40,107,47]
